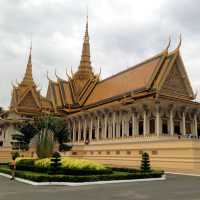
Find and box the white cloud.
[0,0,200,108]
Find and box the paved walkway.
[0,174,200,200]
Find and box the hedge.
[0,166,164,182]
[16,157,112,175]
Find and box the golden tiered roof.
[10,46,53,116]
[46,33,195,114]
[9,17,196,116]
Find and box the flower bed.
[0,165,164,182]
[15,157,111,175]
[0,157,164,182]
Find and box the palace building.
[1,16,200,173]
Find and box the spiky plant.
[50,151,61,174]
[140,152,151,172]
[36,128,54,159]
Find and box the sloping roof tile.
[85,54,164,105]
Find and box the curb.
[166,172,200,177]
[0,173,166,186]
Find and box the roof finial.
[71,67,74,77]
[165,35,171,51]
[46,70,50,81]
[54,69,61,80]
[177,33,182,49]
[28,38,32,65]
[66,68,71,80]
[21,39,34,85]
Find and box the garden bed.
[0,165,164,183]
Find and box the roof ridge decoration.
[73,13,95,81]
[164,36,171,52]
[20,42,35,87]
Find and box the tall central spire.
[21,43,35,86]
[74,13,94,80]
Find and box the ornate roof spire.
[74,11,94,80]
[21,41,35,86]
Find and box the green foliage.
[16,157,111,175]
[13,116,72,153]
[50,152,61,174]
[36,129,54,159]
[11,151,20,160]
[35,115,72,152]
[14,121,38,151]
[0,165,164,183]
[59,143,72,152]
[140,152,151,172]
[16,158,35,171]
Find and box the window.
[152,150,158,155]
[116,150,120,155]
[127,151,131,155]
[150,119,155,134]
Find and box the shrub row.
[0,166,164,182]
[16,158,112,175]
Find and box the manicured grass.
[0,165,164,183]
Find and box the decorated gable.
[18,90,39,108]
[160,62,192,99]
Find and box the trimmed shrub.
[16,157,111,175]
[16,158,35,171]
[50,152,61,174]
[141,152,151,172]
[0,166,164,182]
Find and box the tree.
[140,152,151,172]
[50,151,61,174]
[14,121,38,151]
[12,115,72,157]
[37,116,72,152]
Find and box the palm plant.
[14,115,71,158]
[36,128,54,159]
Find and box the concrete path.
[0,174,200,200]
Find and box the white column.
[73,120,76,142]
[104,114,108,139]
[170,109,174,136]
[96,116,100,140]
[112,112,116,139]
[143,110,147,136]
[132,111,135,137]
[194,113,198,137]
[78,119,81,142]
[182,112,186,136]
[83,118,87,142]
[108,119,112,139]
[116,112,120,138]
[122,112,125,138]
[156,105,160,136]
[89,117,93,141]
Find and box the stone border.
[167,172,200,177]
[0,173,166,186]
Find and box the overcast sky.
[0,0,200,108]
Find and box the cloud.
[0,0,200,108]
